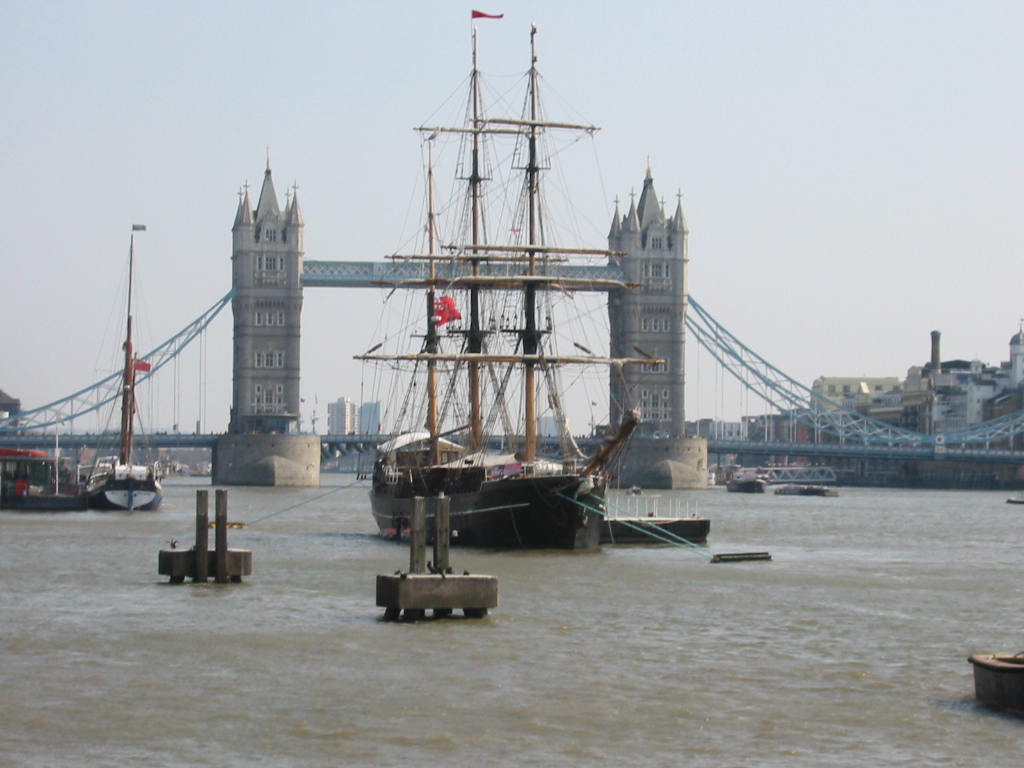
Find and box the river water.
[2,477,1022,766]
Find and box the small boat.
[601,494,710,545]
[0,448,87,511]
[85,225,162,511]
[1006,496,1024,505]
[968,653,1024,715]
[600,515,710,545]
[726,467,769,493]
[774,484,839,497]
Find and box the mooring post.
[410,497,427,575]
[194,489,209,583]
[215,488,228,583]
[432,495,450,574]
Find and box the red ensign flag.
[471,10,504,19]
[434,296,462,326]
[133,359,152,373]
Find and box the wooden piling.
[432,495,450,574]
[215,488,228,583]
[158,489,252,584]
[410,497,426,575]
[194,490,209,582]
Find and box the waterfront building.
[0,389,19,422]
[692,418,748,441]
[811,377,901,411]
[814,328,1024,440]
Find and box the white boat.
[86,225,162,511]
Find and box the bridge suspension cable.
[0,290,234,434]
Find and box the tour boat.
[774,484,839,496]
[0,448,87,511]
[726,467,769,493]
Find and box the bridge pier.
[212,434,320,487]
[618,436,709,490]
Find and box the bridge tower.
[608,168,707,489]
[229,163,303,433]
[213,160,320,486]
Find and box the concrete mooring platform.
[376,572,497,620]
[158,489,252,583]
[377,496,497,621]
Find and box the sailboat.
[359,26,653,549]
[86,225,163,511]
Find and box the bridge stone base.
[618,436,709,490]
[212,434,320,487]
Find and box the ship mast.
[521,24,541,463]
[424,139,441,465]
[363,27,663,452]
[119,224,145,465]
[467,28,484,451]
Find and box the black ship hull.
[371,470,603,550]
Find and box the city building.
[0,390,19,422]
[811,328,1024,443]
[328,397,358,435]
[358,401,381,435]
[811,377,901,411]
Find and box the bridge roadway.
[301,260,627,288]
[3,432,1023,465]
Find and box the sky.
[2,0,1022,434]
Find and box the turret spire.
[636,166,664,229]
[670,189,687,234]
[255,163,280,222]
[233,185,253,230]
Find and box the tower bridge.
[215,161,705,487]
[4,161,1024,487]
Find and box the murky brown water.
[2,477,1022,766]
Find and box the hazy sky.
[3,0,1021,433]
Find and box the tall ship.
[359,25,654,549]
[85,225,163,511]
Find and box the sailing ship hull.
[371,471,604,550]
[87,475,162,511]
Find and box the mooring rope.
[244,480,363,526]
[557,492,713,559]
